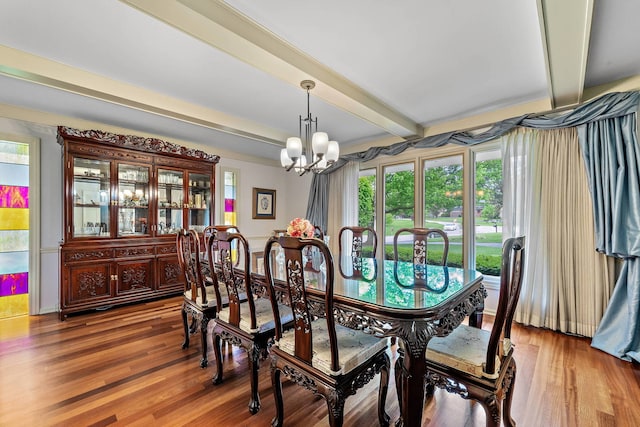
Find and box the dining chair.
[417,236,525,427]
[207,228,293,415]
[176,229,225,368]
[203,225,241,270]
[393,227,449,266]
[337,226,378,281]
[180,225,239,350]
[391,228,452,388]
[338,225,377,258]
[264,235,391,427]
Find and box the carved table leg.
[396,339,428,427]
[468,292,485,328]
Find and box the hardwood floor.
[1,296,639,426]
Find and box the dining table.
[250,253,486,427]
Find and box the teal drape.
[578,113,640,362]
[305,173,329,234]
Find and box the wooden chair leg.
[480,397,501,427]
[502,359,517,427]
[212,333,224,385]
[199,317,209,368]
[326,394,345,427]
[378,353,391,427]
[181,305,189,349]
[270,366,284,427]
[247,345,261,414]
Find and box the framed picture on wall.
[252,187,276,219]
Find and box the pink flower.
[287,218,315,238]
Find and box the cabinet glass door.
[188,172,211,231]
[72,158,110,238]
[157,169,184,235]
[117,164,150,237]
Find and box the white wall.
[217,157,312,255]
[0,116,311,315]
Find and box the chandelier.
[280,80,339,175]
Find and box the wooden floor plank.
[1,296,639,426]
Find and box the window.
[222,168,239,226]
[384,163,415,259]
[423,155,463,268]
[358,168,376,229]
[359,141,503,276]
[474,148,503,276]
[0,139,30,318]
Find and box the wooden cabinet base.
[59,240,184,320]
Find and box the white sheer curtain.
[327,161,359,254]
[502,127,616,336]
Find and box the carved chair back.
[338,226,377,258]
[392,228,449,289]
[486,236,525,373]
[393,227,449,265]
[206,229,254,328]
[176,229,206,304]
[204,225,241,265]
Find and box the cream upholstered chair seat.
[426,325,511,379]
[276,319,388,376]
[217,297,293,334]
[184,284,227,308]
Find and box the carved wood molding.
[58,126,220,163]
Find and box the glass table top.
[269,255,483,312]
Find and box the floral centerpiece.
[286,217,316,238]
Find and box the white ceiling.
[1,0,639,163]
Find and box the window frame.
[359,140,501,279]
[219,166,240,226]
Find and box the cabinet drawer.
[64,249,114,263]
[156,244,177,255]
[115,246,154,258]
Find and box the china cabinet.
[58,127,219,319]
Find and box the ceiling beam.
[122,0,423,140]
[537,0,595,108]
[0,45,287,146]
